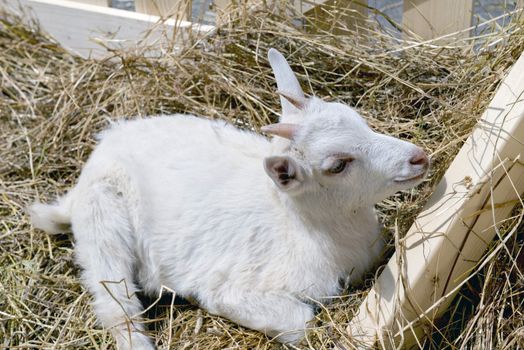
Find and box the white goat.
[29,49,429,349]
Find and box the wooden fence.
[70,0,522,39]
[12,0,523,58]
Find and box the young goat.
[30,49,429,349]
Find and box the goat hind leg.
[204,288,314,344]
[71,182,153,350]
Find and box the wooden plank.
[135,0,191,20]
[403,0,473,41]
[347,52,524,348]
[68,0,109,6]
[211,0,232,25]
[8,0,214,59]
[212,0,230,21]
[213,0,229,12]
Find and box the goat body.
[30,49,428,349]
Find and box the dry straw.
[1,2,524,349]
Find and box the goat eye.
[328,159,349,174]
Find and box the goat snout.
[392,147,429,184]
[409,148,429,168]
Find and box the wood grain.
[403,0,473,41]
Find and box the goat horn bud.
[261,123,300,140]
[276,90,307,110]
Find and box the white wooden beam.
[135,0,191,20]
[68,0,109,6]
[403,0,473,41]
[9,0,214,59]
[347,51,524,348]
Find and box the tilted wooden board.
[348,51,524,348]
[69,0,109,6]
[9,0,214,59]
[403,0,473,41]
[135,0,191,20]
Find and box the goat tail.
[28,192,73,234]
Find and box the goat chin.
[30,49,427,348]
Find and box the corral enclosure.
[1,0,524,349]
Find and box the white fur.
[28,49,428,349]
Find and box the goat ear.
[277,90,307,111]
[261,123,300,140]
[268,48,306,116]
[264,156,305,192]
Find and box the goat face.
[263,49,429,208]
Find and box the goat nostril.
[409,150,428,166]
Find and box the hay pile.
[1,3,524,349]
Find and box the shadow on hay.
[137,291,198,332]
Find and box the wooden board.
[347,52,524,348]
[68,0,108,6]
[212,0,230,21]
[8,0,214,59]
[403,0,473,41]
[135,0,191,20]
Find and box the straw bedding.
[1,3,524,349]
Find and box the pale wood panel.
[10,0,214,59]
[68,0,109,6]
[403,0,473,41]
[212,0,229,18]
[212,0,236,25]
[347,51,524,348]
[135,0,191,20]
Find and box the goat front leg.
[203,287,314,344]
[72,182,154,350]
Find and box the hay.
[1,3,524,349]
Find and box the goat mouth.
[393,172,426,184]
